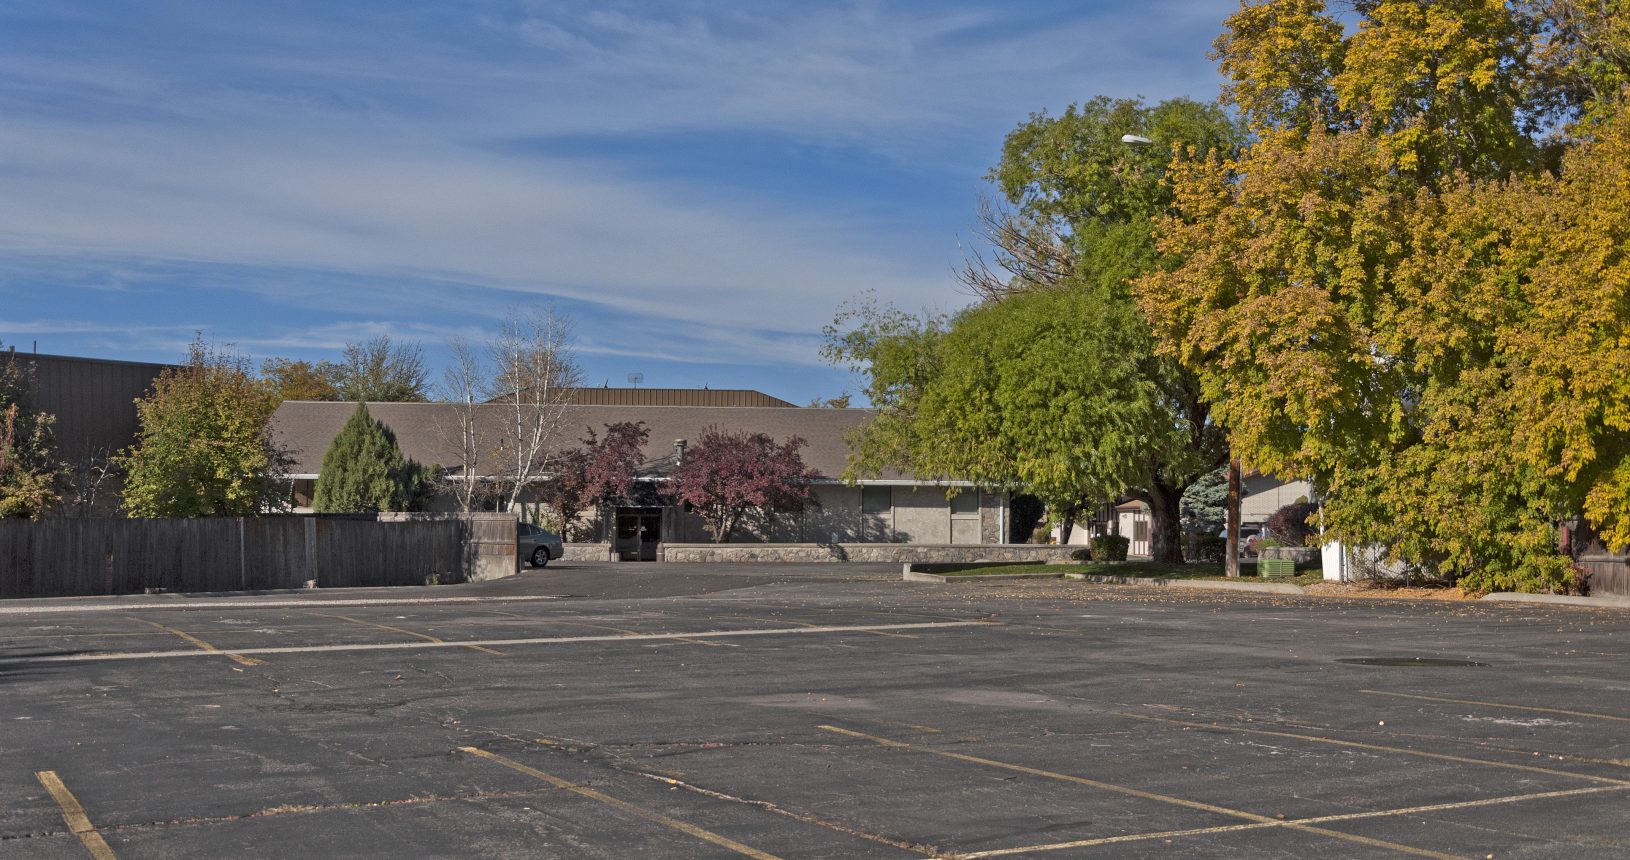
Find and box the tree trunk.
[1057,503,1078,544]
[1147,481,1185,565]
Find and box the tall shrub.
[122,339,288,517]
[1265,501,1319,547]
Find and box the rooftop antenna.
[627,372,643,388]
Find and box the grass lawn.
[935,560,1324,586]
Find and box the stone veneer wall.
[658,543,1082,564]
[981,494,1006,544]
[564,542,616,562]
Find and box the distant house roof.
[271,401,899,481]
[487,387,797,408]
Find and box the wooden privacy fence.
[1578,552,1630,596]
[0,517,468,599]
[1567,519,1630,597]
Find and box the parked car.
[1219,525,1264,558]
[518,522,564,568]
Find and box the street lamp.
[1120,134,1152,144]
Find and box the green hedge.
[1090,534,1130,562]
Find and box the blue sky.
[0,0,1235,404]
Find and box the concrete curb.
[1063,574,1172,586]
[1166,579,1304,595]
[1482,592,1630,609]
[903,568,1304,594]
[903,570,1065,583]
[1064,573,1303,594]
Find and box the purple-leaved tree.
[666,428,819,543]
[581,421,649,529]
[537,421,649,539]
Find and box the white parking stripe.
[0,595,562,616]
[0,620,989,664]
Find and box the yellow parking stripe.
[818,725,1465,860]
[459,747,781,859]
[35,770,117,860]
[124,616,265,667]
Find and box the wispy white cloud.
[0,121,947,330]
[0,0,1234,384]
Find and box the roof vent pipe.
[673,439,687,463]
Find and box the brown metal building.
[15,351,173,462]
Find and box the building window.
[861,486,891,514]
[950,490,979,516]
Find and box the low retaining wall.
[565,543,616,562]
[658,543,1083,564]
[904,569,1065,583]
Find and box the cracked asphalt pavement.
[2,562,1628,858]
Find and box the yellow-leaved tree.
[1139,0,1630,592]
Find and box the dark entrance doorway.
[615,507,663,561]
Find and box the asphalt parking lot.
[2,562,1628,859]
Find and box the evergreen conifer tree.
[312,403,425,513]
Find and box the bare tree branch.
[955,196,1076,303]
[61,446,117,517]
[438,337,489,513]
[489,308,584,513]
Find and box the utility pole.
[1225,456,1242,578]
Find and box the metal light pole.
[1226,457,1242,577]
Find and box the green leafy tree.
[1530,0,1630,129]
[121,339,289,518]
[0,348,62,519]
[834,285,1198,553]
[312,403,428,513]
[829,97,1242,562]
